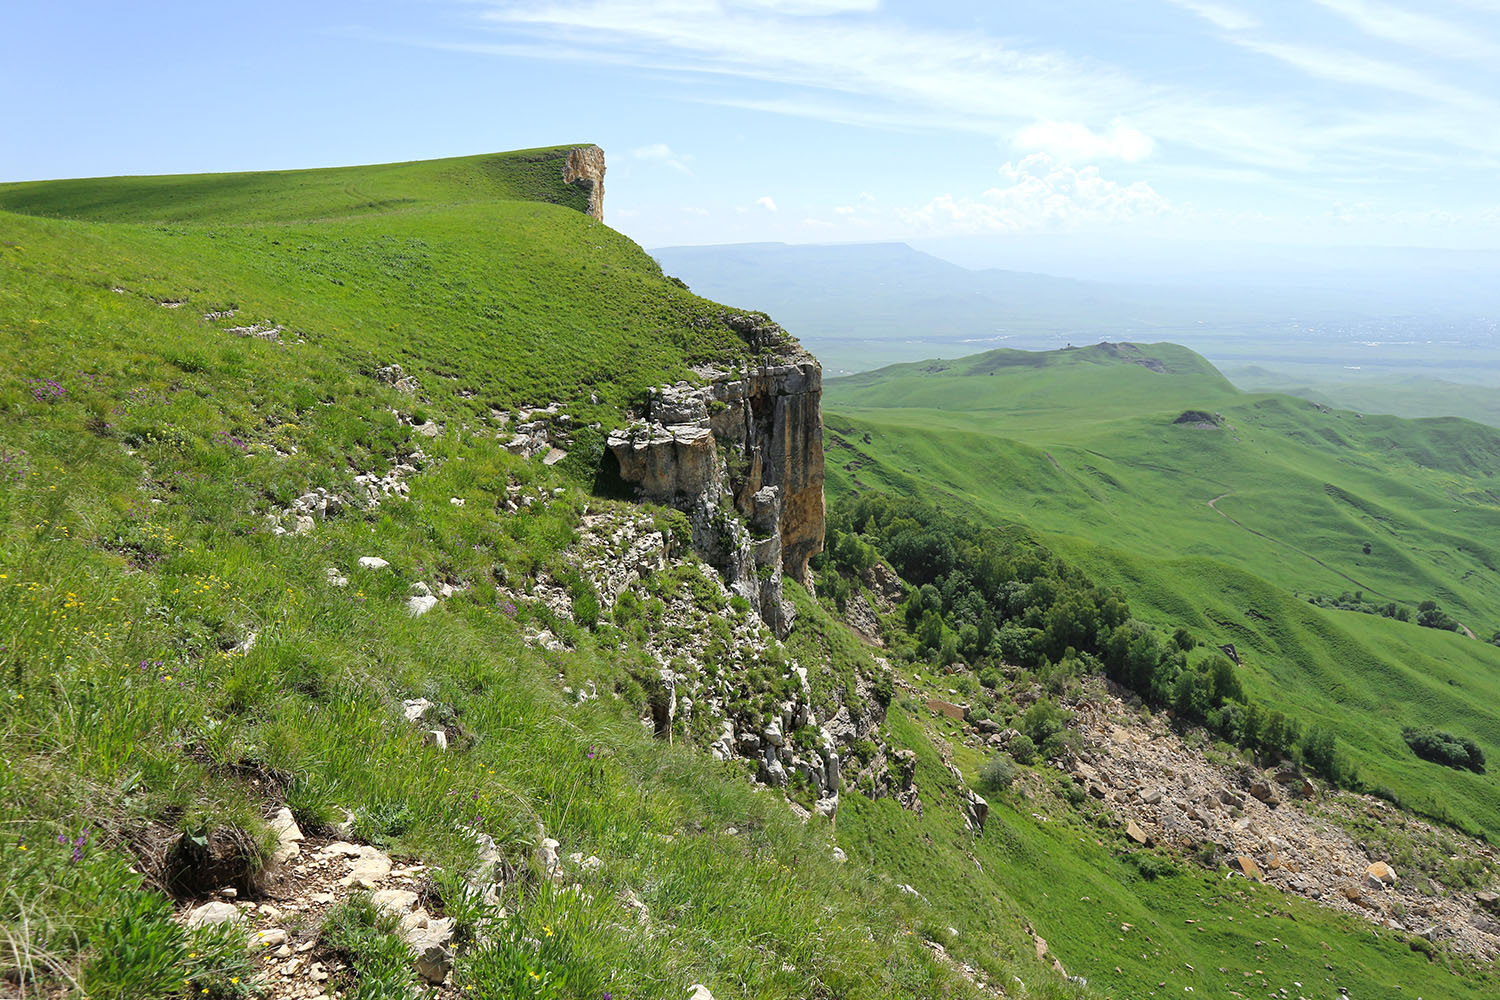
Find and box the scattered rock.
[184,901,243,929]
[407,594,439,616]
[249,926,289,950]
[358,556,390,570]
[401,910,456,983]
[1125,819,1151,846]
[372,889,419,915]
[536,837,563,882]
[269,807,304,865]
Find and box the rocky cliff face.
[607,331,825,637]
[562,145,606,222]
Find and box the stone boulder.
[1233,855,1263,882]
[1365,861,1398,889]
[184,901,243,929]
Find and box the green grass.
[833,697,1495,1000]
[5,147,1495,1000]
[825,342,1500,840]
[0,147,1032,999]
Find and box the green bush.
[1403,726,1486,773]
[980,754,1017,790]
[1008,734,1038,766]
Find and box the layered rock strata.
[562,145,606,221]
[608,351,825,637]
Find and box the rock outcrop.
[608,339,825,636]
[562,145,606,221]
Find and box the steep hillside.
[0,148,1073,1000]
[824,343,1500,839]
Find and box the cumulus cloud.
[900,154,1170,234]
[755,195,779,212]
[1013,121,1155,163]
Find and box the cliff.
[562,145,607,221]
[607,325,825,637]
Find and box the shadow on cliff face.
[592,446,633,500]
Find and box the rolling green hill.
[825,342,1500,838]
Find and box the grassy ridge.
[0,148,1058,998]
[0,147,598,224]
[824,343,1500,838]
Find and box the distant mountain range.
[652,242,1500,422]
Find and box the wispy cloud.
[1234,37,1494,112]
[466,1,1329,170]
[732,0,881,13]
[630,142,692,173]
[1165,0,1259,31]
[429,1,1500,182]
[1312,0,1500,61]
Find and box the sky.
[5,1,1500,261]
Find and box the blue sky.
[6,1,1500,255]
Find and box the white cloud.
[1165,0,1258,31]
[755,195,779,212]
[449,0,1500,176]
[731,0,881,13]
[1312,0,1500,61]
[682,205,709,215]
[899,154,1171,234]
[475,1,1325,168]
[630,142,692,173]
[1235,38,1493,112]
[1013,120,1155,163]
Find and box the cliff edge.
[608,314,825,636]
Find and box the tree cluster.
[1403,727,1487,774]
[818,495,1353,783]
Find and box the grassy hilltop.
[825,342,1500,838]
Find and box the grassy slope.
[836,700,1493,1000]
[824,343,1500,839]
[0,151,1051,999]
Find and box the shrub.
[1124,851,1178,881]
[980,754,1017,790]
[1403,726,1486,773]
[1008,734,1037,766]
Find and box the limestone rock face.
[608,424,719,503]
[606,348,825,636]
[562,145,607,221]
